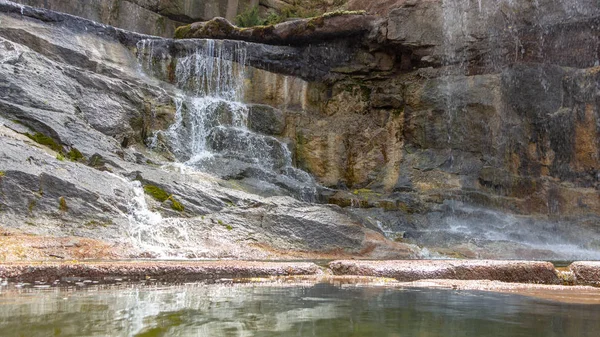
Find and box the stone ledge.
[175,13,375,45]
[328,260,561,284]
[570,261,600,286]
[0,261,322,283]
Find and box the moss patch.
[58,197,68,212]
[174,24,191,39]
[143,185,170,202]
[67,148,84,162]
[168,196,185,212]
[217,219,233,231]
[26,132,63,153]
[143,184,185,212]
[235,5,263,28]
[322,10,366,18]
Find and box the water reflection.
[1,283,599,336]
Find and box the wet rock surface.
[329,260,561,284]
[2,0,600,261]
[0,1,418,260]
[9,0,259,36]
[0,261,322,283]
[570,262,600,286]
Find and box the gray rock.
[247,104,285,136]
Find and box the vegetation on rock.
[233,4,363,28]
[235,5,264,27]
[58,197,68,212]
[26,132,63,153]
[143,184,185,212]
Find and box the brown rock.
[0,261,322,283]
[570,261,600,286]
[329,260,560,284]
[176,13,375,45]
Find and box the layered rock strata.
[176,0,600,259]
[0,1,418,260]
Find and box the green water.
[1,283,599,336]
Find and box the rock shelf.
[570,262,600,286]
[3,260,600,287]
[0,261,322,283]
[328,260,561,284]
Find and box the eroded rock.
[329,260,561,284]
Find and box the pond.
[1,282,599,336]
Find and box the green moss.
[58,197,68,212]
[322,10,366,18]
[28,199,36,213]
[67,148,84,162]
[217,219,232,231]
[235,5,264,28]
[168,196,185,212]
[0,171,4,177]
[174,24,192,39]
[56,153,65,161]
[25,132,63,153]
[143,185,170,202]
[143,184,184,212]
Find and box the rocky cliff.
[0,0,417,260]
[2,0,600,261]
[175,0,600,259]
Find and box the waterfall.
[136,39,315,199]
[129,38,317,254]
[124,180,198,258]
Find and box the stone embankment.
[0,261,322,283]
[3,260,600,287]
[569,262,600,286]
[328,260,561,284]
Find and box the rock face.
[174,0,600,259]
[0,1,420,260]
[175,13,375,45]
[2,0,600,261]
[9,0,261,36]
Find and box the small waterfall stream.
[124,39,317,255]
[137,39,313,196]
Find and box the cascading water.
[126,38,318,254]
[137,38,315,200]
